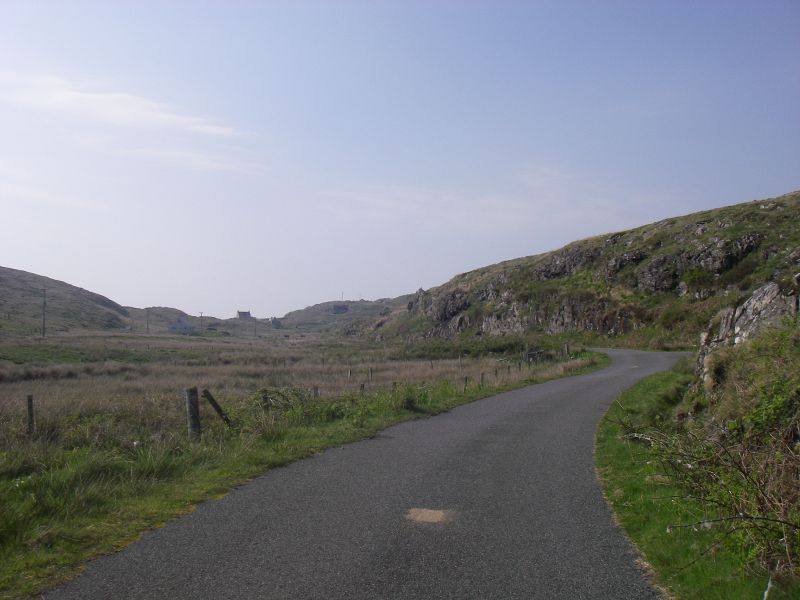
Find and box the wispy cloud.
[313,165,679,243]
[0,180,101,211]
[124,148,253,172]
[515,164,679,232]
[0,72,236,136]
[316,184,529,234]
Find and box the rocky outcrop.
[681,233,763,274]
[533,246,601,280]
[480,303,526,336]
[698,282,798,388]
[636,256,679,292]
[606,249,646,277]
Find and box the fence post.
[184,387,201,441]
[313,385,319,398]
[463,376,469,393]
[26,395,35,435]
[201,389,231,426]
[368,367,373,382]
[458,354,462,370]
[348,368,352,381]
[360,383,365,396]
[480,372,485,387]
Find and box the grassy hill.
[0,266,130,335]
[277,297,412,333]
[377,191,800,348]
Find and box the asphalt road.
[44,349,684,600]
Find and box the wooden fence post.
[458,354,463,370]
[201,389,232,426]
[313,386,319,398]
[480,372,485,387]
[463,376,469,393]
[348,368,352,381]
[184,387,201,441]
[368,367,373,382]
[360,383,365,396]
[26,395,35,435]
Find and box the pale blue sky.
[1,1,798,318]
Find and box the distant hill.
[0,265,410,338]
[277,297,412,333]
[375,191,800,347]
[0,266,130,335]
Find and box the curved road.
[45,349,683,599]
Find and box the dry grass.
[0,356,541,439]
[0,330,583,450]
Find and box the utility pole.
[41,288,46,338]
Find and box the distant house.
[237,311,252,320]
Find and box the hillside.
[0,265,410,338]
[376,191,800,347]
[0,266,130,335]
[277,297,412,333]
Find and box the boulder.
[698,282,798,388]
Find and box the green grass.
[0,352,607,599]
[596,364,800,599]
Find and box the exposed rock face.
[681,233,763,274]
[698,282,798,388]
[534,246,601,280]
[480,304,525,336]
[606,249,646,276]
[431,290,470,322]
[636,256,679,292]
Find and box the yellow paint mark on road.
[405,508,451,524]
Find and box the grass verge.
[1,352,607,599]
[596,363,800,599]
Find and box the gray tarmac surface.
[44,349,684,599]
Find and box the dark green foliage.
[597,364,799,599]
[682,268,714,289]
[612,321,800,581]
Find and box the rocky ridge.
[386,192,800,343]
